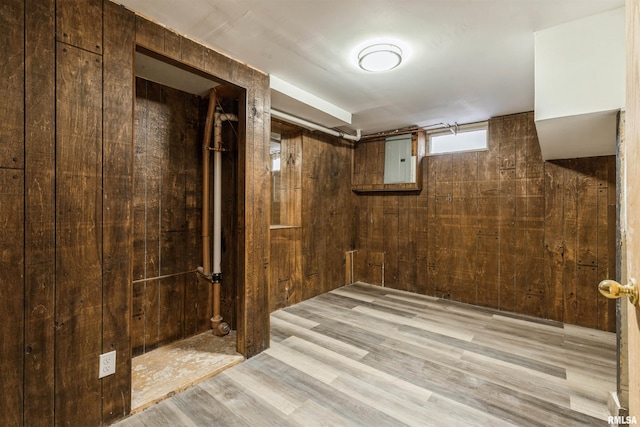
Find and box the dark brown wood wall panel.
[1,0,26,426]
[300,132,357,302]
[0,3,274,424]
[354,112,616,331]
[55,42,103,426]
[158,86,189,346]
[219,105,239,332]
[243,69,271,357]
[102,2,135,422]
[0,0,24,169]
[24,0,56,424]
[133,79,214,353]
[184,100,206,336]
[56,0,102,54]
[269,227,302,312]
[269,129,356,313]
[0,169,24,426]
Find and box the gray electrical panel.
[383,134,415,184]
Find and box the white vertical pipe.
[212,111,238,275]
[213,149,222,274]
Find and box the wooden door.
[625,0,640,416]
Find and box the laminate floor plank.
[171,385,248,426]
[397,324,567,378]
[254,353,407,427]
[270,315,369,360]
[279,336,434,407]
[353,305,476,342]
[265,341,342,384]
[288,399,361,427]
[116,283,615,427]
[198,374,299,427]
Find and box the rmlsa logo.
[609,415,638,425]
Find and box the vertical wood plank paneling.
[383,192,400,289]
[132,78,148,356]
[425,156,438,295]
[575,159,599,328]
[256,70,272,355]
[55,42,103,427]
[316,136,330,294]
[130,17,270,356]
[273,130,355,311]
[457,152,478,304]
[499,116,517,312]
[354,112,615,331]
[56,0,102,54]
[301,131,356,300]
[269,228,300,312]
[219,99,239,331]
[563,160,579,325]
[158,86,188,345]
[0,170,24,426]
[524,114,547,317]
[234,87,248,355]
[302,134,319,295]
[599,156,616,331]
[184,99,204,336]
[0,14,25,414]
[0,0,24,169]
[133,79,214,353]
[2,8,278,425]
[143,81,163,351]
[398,193,417,293]
[239,69,271,357]
[24,0,55,424]
[291,133,304,227]
[102,2,135,421]
[544,162,565,322]
[415,159,430,294]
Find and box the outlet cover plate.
[99,350,116,378]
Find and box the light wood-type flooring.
[115,282,616,426]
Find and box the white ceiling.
[117,0,624,136]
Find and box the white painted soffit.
[270,75,352,128]
[535,110,618,161]
[534,7,624,160]
[135,51,219,96]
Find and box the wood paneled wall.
[132,78,218,355]
[355,113,616,331]
[271,132,303,226]
[1,0,270,424]
[132,81,240,354]
[269,130,357,312]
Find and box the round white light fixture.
[358,43,403,72]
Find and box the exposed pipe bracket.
[196,266,213,282]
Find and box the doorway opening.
[131,47,244,412]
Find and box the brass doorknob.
[598,279,638,306]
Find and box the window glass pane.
[429,128,487,155]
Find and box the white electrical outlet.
[99,351,116,378]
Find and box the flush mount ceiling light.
[358,43,403,72]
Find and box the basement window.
[428,121,488,155]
